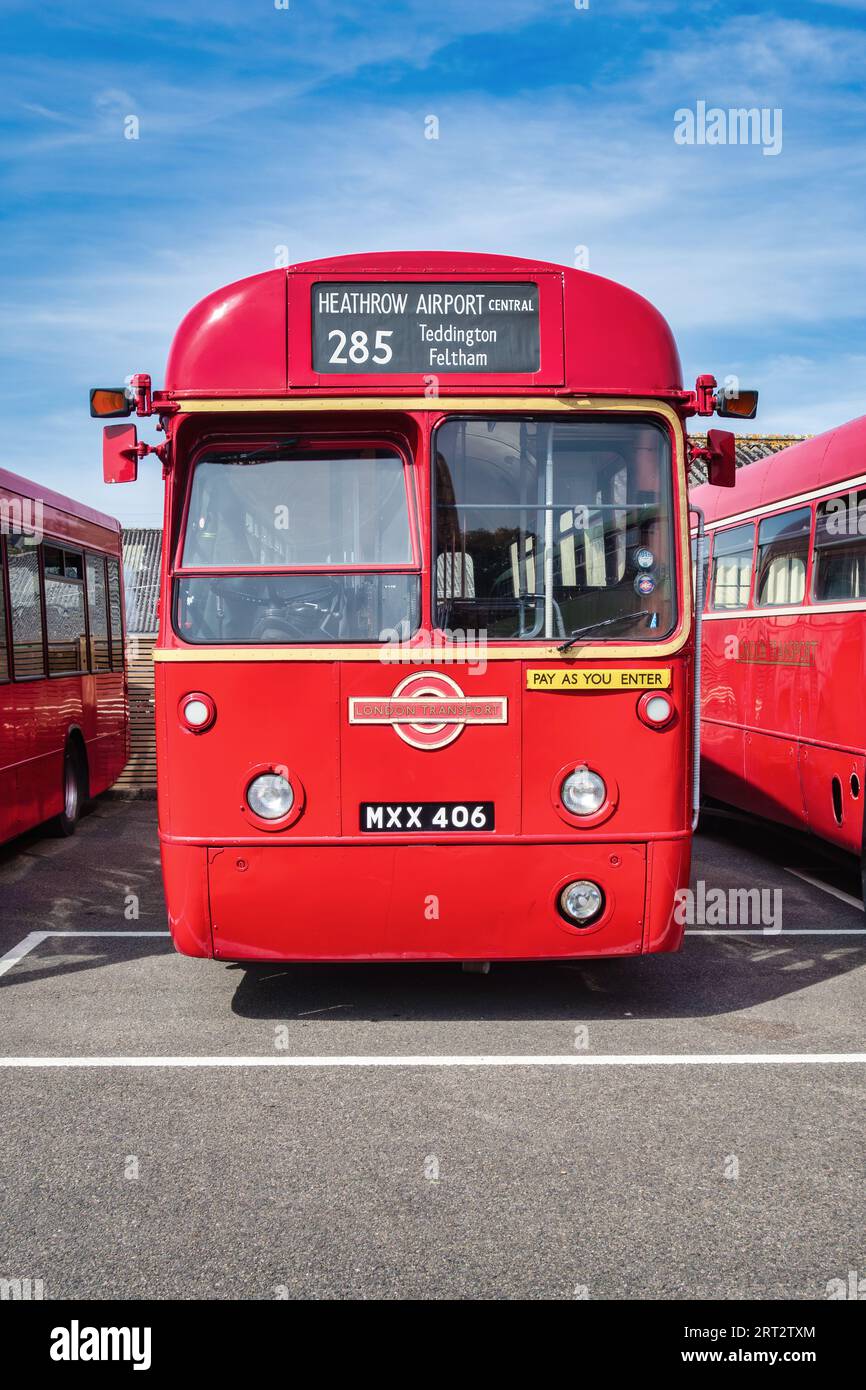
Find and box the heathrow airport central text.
[317,288,535,318]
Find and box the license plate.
[360,801,495,832]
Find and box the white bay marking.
[783,868,864,912]
[0,932,47,978]
[0,1053,864,1069]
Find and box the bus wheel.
[56,744,87,837]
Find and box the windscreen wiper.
[204,440,300,465]
[557,611,651,654]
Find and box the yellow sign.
[526,668,672,691]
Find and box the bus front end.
[96,252,726,963]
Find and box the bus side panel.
[521,658,690,835]
[160,842,213,957]
[642,838,691,953]
[0,673,127,842]
[699,619,748,809]
[742,613,805,830]
[13,678,70,829]
[155,661,341,840]
[0,684,20,842]
[799,610,866,855]
[800,745,865,854]
[86,673,129,794]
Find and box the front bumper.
[160,836,690,961]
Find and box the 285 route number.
[327,328,393,365]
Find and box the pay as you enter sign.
[527,668,672,690]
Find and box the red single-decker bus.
[91,250,753,963]
[0,468,129,844]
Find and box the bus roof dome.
[691,413,866,526]
[164,251,683,398]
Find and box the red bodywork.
[692,413,866,862]
[0,468,129,844]
[139,251,699,961]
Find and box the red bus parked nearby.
[0,469,129,844]
[91,250,751,963]
[692,414,866,894]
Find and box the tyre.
[56,745,86,837]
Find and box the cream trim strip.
[695,471,866,533]
[165,396,691,659]
[154,644,687,663]
[174,395,601,413]
[702,601,866,621]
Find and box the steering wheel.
[246,577,346,642]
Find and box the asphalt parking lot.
[0,799,863,1300]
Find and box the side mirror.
[103,423,139,484]
[706,428,736,488]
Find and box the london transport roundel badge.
[348,672,508,751]
[634,572,656,596]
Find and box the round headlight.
[559,880,604,925]
[246,773,294,820]
[561,767,606,816]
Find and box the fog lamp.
[559,880,604,925]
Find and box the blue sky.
[1,0,865,525]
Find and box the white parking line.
[687,929,866,935]
[0,1053,864,1069]
[0,932,47,978]
[1,935,863,1068]
[783,868,864,912]
[0,930,171,979]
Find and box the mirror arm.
[130,373,154,416]
[119,438,170,469]
[134,439,170,472]
[683,374,718,417]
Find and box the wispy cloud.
[0,1,864,519]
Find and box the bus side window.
[0,537,9,681]
[107,556,125,671]
[813,492,866,601]
[691,534,711,610]
[710,523,754,609]
[7,534,45,678]
[755,507,811,607]
[86,554,112,671]
[43,545,87,675]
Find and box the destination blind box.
[312,281,541,374]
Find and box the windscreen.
[182,449,412,566]
[434,417,676,641]
[176,447,418,643]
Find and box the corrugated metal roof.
[688,434,808,485]
[122,528,162,635]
